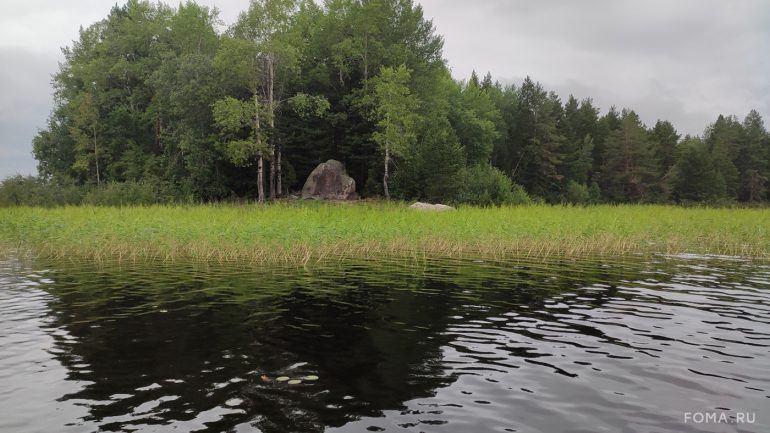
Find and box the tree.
[28,0,766,207]
[670,137,725,202]
[214,36,269,201]
[69,90,102,185]
[370,65,419,199]
[737,110,769,202]
[147,2,225,200]
[212,96,269,177]
[512,77,565,200]
[648,120,680,174]
[489,84,519,178]
[455,164,526,206]
[704,114,741,199]
[601,110,660,202]
[561,95,598,185]
[449,76,501,165]
[32,110,76,182]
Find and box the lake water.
[0,255,768,433]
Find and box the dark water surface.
[1,254,768,433]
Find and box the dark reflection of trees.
[36,256,660,433]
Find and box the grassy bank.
[1,203,768,263]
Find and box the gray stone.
[301,160,358,200]
[409,202,455,211]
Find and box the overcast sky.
[1,0,768,179]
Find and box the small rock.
[409,202,455,211]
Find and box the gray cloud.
[420,0,770,135]
[0,47,56,177]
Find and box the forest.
[2,0,769,207]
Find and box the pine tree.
[601,110,660,202]
[670,137,724,202]
[737,110,769,202]
[513,78,565,200]
[704,114,741,199]
[648,120,680,174]
[560,95,598,185]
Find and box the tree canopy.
[17,0,769,206]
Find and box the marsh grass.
[1,202,768,264]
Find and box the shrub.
[82,181,160,206]
[564,181,590,205]
[0,175,45,206]
[510,183,533,205]
[455,164,531,206]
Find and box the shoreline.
[1,203,768,264]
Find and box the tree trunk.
[257,156,265,202]
[269,152,276,199]
[254,91,264,202]
[276,148,282,197]
[267,55,276,200]
[383,146,390,200]
[364,32,368,81]
[93,125,100,186]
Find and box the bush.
[510,183,533,205]
[455,164,531,206]
[564,181,590,205]
[82,181,161,206]
[0,175,179,207]
[0,175,46,206]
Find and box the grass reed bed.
[1,202,768,264]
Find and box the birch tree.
[213,36,268,201]
[69,90,101,185]
[370,65,419,199]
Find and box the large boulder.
[301,160,358,200]
[409,202,455,211]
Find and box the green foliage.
[289,93,330,118]
[455,164,530,206]
[509,77,566,200]
[649,120,680,173]
[704,115,741,198]
[213,97,266,166]
[0,176,171,207]
[450,77,501,165]
[0,176,56,207]
[82,181,163,206]
[564,181,590,205]
[737,110,769,202]
[601,110,661,202]
[21,0,770,207]
[560,96,599,186]
[370,65,420,158]
[670,137,725,203]
[5,203,770,262]
[213,97,257,133]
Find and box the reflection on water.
[0,255,768,433]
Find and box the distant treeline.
[6,0,768,207]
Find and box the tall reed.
[1,202,768,264]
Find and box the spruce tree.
[601,110,660,202]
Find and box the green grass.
[1,202,768,263]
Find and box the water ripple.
[0,255,768,432]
